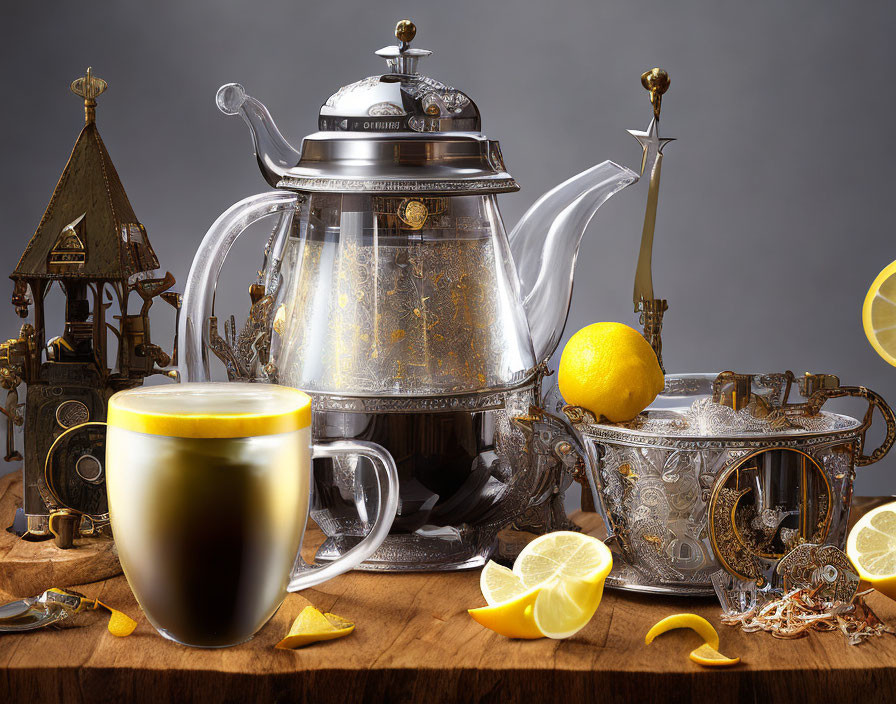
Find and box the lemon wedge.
[480,560,528,606]
[846,500,896,601]
[688,643,741,667]
[470,531,613,640]
[276,606,355,649]
[468,586,544,639]
[863,260,896,367]
[644,613,720,650]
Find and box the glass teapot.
[178,20,636,570]
[179,20,636,390]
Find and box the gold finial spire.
[395,19,416,49]
[70,67,108,125]
[630,68,674,372]
[640,68,670,121]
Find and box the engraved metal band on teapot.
[309,378,539,414]
[311,390,508,414]
[277,133,518,194]
[277,176,520,194]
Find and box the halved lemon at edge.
[846,500,896,601]
[863,260,896,368]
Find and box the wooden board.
[2,475,896,702]
[0,471,121,597]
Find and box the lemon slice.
[276,606,355,649]
[513,531,613,588]
[863,260,896,367]
[846,500,896,601]
[480,560,527,606]
[688,643,740,667]
[468,586,544,639]
[645,613,720,650]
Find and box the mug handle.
[287,440,399,592]
[48,509,80,549]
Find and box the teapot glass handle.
[178,191,299,382]
[288,440,399,591]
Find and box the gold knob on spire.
[396,19,416,46]
[640,68,670,121]
[70,67,108,124]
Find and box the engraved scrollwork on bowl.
[577,422,866,451]
[665,473,700,514]
[577,423,861,594]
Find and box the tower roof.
[12,69,159,281]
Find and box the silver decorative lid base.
[278,132,518,194]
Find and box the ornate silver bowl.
[552,371,896,596]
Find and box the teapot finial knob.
[395,19,416,48]
[376,20,430,74]
[640,68,670,121]
[70,67,107,125]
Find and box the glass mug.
[104,382,398,648]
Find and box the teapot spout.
[510,161,638,363]
[216,83,302,187]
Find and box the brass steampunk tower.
[1,69,176,538]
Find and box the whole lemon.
[558,322,665,423]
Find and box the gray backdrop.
[2,1,896,496]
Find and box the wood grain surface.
[1,472,896,703]
[0,471,121,597]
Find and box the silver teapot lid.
[280,20,518,195]
[318,19,481,134]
